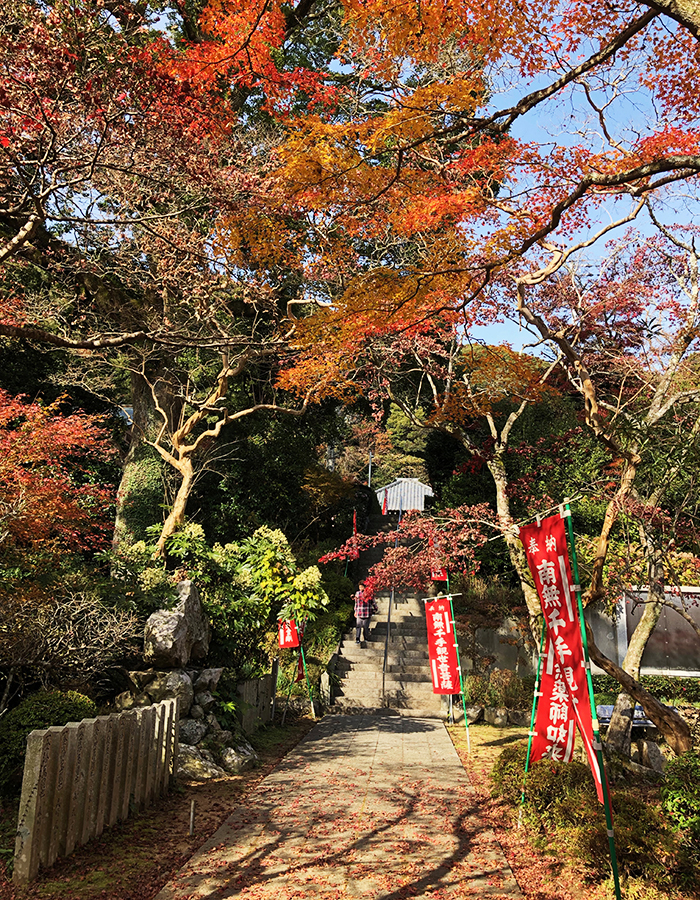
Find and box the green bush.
[490,740,529,803]
[490,743,700,890]
[0,691,97,796]
[464,669,534,709]
[592,674,700,704]
[661,751,700,834]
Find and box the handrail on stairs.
[382,587,393,703]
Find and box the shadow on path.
[157,715,522,900]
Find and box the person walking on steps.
[354,582,378,645]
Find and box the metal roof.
[375,478,434,512]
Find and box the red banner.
[519,514,604,802]
[425,597,460,694]
[382,489,388,515]
[278,619,300,649]
[429,537,448,581]
[295,650,305,682]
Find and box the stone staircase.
[332,594,445,718]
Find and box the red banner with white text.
[425,597,460,694]
[428,537,448,581]
[278,619,300,649]
[518,514,604,802]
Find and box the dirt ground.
[0,716,315,900]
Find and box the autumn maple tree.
[0,390,138,711]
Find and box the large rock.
[146,670,194,717]
[484,707,509,727]
[639,740,667,773]
[114,691,151,712]
[221,741,258,774]
[179,718,208,746]
[144,581,210,668]
[195,691,216,713]
[194,668,224,693]
[176,744,226,780]
[508,709,531,727]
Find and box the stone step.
[335,656,430,675]
[339,647,429,663]
[333,693,442,712]
[372,623,427,634]
[339,672,433,685]
[336,684,436,701]
[328,701,444,718]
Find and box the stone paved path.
[156,715,523,900]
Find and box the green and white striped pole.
[564,502,621,900]
[446,573,471,751]
[519,624,546,829]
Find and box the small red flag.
[295,650,305,682]
[429,537,447,581]
[353,509,357,534]
[382,489,388,515]
[278,619,300,649]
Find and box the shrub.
[0,690,96,796]
[661,751,700,834]
[491,742,700,890]
[490,740,528,803]
[464,669,534,708]
[592,674,700,704]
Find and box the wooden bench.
[596,704,657,728]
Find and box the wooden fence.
[13,698,179,884]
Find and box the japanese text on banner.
[425,598,459,694]
[278,619,300,649]
[518,514,604,802]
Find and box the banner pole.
[564,502,622,900]
[299,643,316,720]
[446,576,470,752]
[519,626,546,829]
[281,654,296,726]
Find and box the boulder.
[464,705,484,724]
[115,691,151,712]
[179,718,208,746]
[221,741,259,774]
[194,668,224,693]
[195,691,216,713]
[507,709,531,727]
[205,712,222,732]
[143,581,210,668]
[176,744,226,781]
[484,707,509,727]
[127,669,159,692]
[146,670,194,717]
[190,704,204,720]
[639,740,667,773]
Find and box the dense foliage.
[491,742,700,891]
[0,691,96,796]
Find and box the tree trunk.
[487,453,543,641]
[586,624,692,755]
[155,457,195,556]
[606,544,664,755]
[112,369,166,552]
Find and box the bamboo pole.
[564,502,622,900]
[518,626,546,829]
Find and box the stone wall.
[13,698,179,885]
